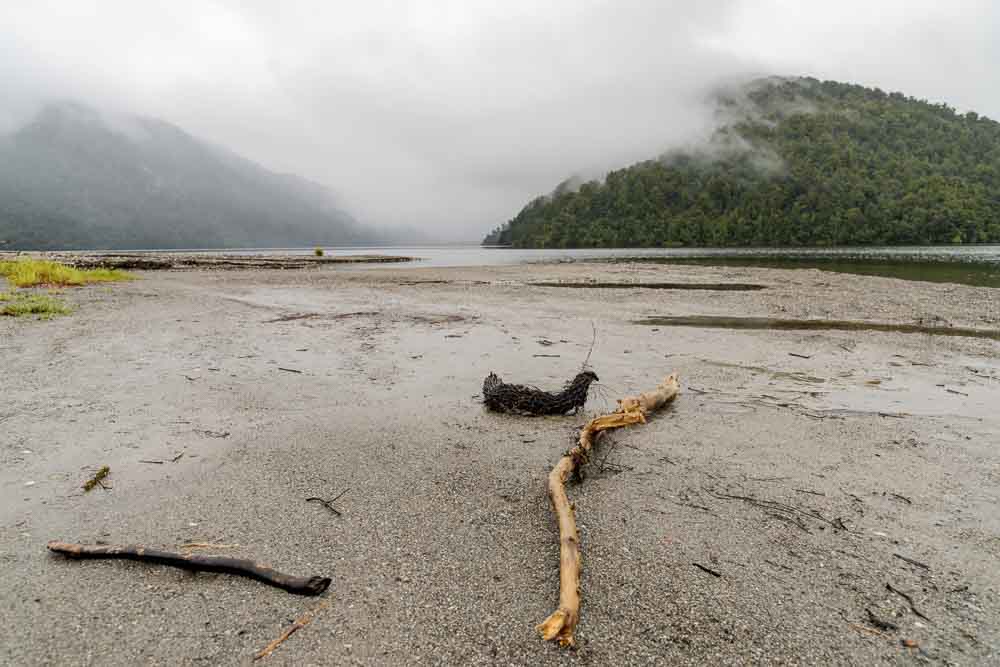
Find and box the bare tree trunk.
[537,373,680,647]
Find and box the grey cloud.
[2,1,998,240]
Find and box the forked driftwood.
[47,542,331,596]
[537,373,680,647]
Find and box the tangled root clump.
[482,370,599,416]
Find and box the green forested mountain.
[485,77,1000,247]
[0,102,375,250]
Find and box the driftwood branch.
[537,373,680,647]
[47,542,331,596]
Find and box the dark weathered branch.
[47,542,331,596]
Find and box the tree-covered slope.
[0,102,373,250]
[486,77,1000,247]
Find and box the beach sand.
[1,260,998,664]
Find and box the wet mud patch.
[533,281,766,291]
[264,311,378,323]
[635,316,1000,341]
[264,311,463,324]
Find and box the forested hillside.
[485,77,1000,247]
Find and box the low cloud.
[2,1,998,240]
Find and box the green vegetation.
[314,247,325,256]
[0,259,134,288]
[487,77,1000,247]
[0,292,71,318]
[82,465,111,492]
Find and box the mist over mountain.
[487,77,1000,248]
[0,102,376,250]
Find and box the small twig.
[889,492,913,505]
[138,460,164,465]
[181,543,240,550]
[278,367,303,374]
[254,598,332,661]
[196,430,231,438]
[692,562,722,578]
[886,583,931,621]
[865,608,899,632]
[581,320,597,370]
[793,488,826,497]
[306,489,350,517]
[171,453,185,463]
[533,354,561,358]
[788,352,812,359]
[893,553,930,571]
[674,501,716,514]
[945,388,969,396]
[849,622,888,638]
[764,559,793,572]
[766,511,811,533]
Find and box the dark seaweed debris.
[482,371,599,416]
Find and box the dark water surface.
[119,244,1000,287]
[531,281,767,291]
[634,316,1000,341]
[612,252,1000,288]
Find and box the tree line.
[484,78,1000,247]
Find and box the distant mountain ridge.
[485,77,1000,247]
[0,102,372,250]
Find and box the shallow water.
[531,281,767,291]
[117,244,1000,287]
[635,315,1000,341]
[616,254,1000,288]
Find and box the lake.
[134,244,1000,287]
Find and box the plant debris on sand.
[482,370,599,416]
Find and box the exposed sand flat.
[1,260,998,665]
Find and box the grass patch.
[0,292,71,318]
[0,259,135,288]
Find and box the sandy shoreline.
[1,259,998,664]
[0,250,414,270]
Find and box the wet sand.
[1,260,998,665]
[0,250,414,270]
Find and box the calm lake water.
[154,244,1000,287]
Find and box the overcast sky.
[2,1,998,240]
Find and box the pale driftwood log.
[537,373,680,647]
